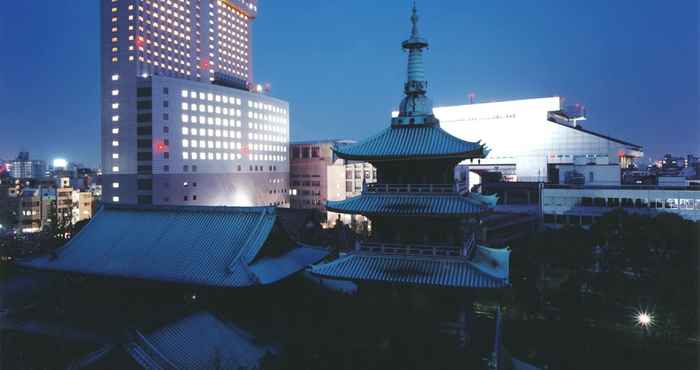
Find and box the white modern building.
[101,0,289,206]
[424,97,643,182]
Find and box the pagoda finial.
[394,1,436,126]
[411,1,419,38]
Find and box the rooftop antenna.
[468,92,476,104]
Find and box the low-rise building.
[542,184,700,225]
[18,187,54,234]
[289,140,375,227]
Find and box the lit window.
[112,103,119,109]
[112,182,120,188]
[182,152,189,160]
[112,196,120,202]
[182,127,189,135]
[182,102,189,110]
[182,114,189,123]
[112,74,119,81]
[112,89,120,96]
[181,90,188,98]
[112,153,119,159]
[112,166,120,172]
[112,128,119,134]
[112,141,119,147]
[182,139,189,148]
[112,115,120,122]
[191,152,198,160]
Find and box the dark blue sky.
[0,0,697,167]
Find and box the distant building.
[289,140,376,226]
[0,182,18,230]
[18,187,54,234]
[9,152,47,180]
[419,97,643,182]
[542,183,700,225]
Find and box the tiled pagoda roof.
[332,125,488,161]
[310,253,509,289]
[325,192,489,217]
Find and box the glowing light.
[135,36,145,49]
[52,159,68,169]
[156,142,167,152]
[636,311,654,329]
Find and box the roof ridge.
[227,208,274,273]
[104,203,275,214]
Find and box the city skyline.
[1,0,698,166]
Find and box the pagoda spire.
[395,1,437,126]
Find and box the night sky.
[0,0,697,167]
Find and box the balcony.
[355,239,476,259]
[364,183,457,195]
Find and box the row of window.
[181,152,286,162]
[544,196,700,210]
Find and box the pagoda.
[311,3,509,289]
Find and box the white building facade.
[429,97,643,182]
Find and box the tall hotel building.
[101,0,290,207]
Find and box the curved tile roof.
[325,193,488,216]
[20,205,327,288]
[128,312,271,370]
[332,125,487,161]
[310,254,508,289]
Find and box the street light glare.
[636,311,653,328]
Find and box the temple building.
[310,4,510,289]
[20,204,327,288]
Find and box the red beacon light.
[135,36,146,49]
[156,141,168,153]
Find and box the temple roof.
[325,192,489,217]
[310,253,509,289]
[19,205,327,288]
[331,125,488,161]
[127,312,272,370]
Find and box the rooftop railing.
[356,237,476,259]
[544,184,700,191]
[364,183,457,195]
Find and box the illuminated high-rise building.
[101,0,290,207]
